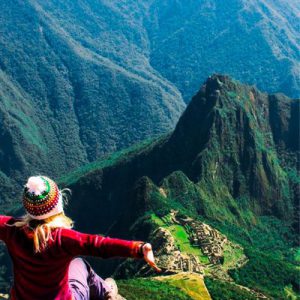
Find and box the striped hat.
[23,176,63,220]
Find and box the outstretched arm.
[59,228,143,258]
[59,228,160,271]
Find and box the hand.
[142,243,161,272]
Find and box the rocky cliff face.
[171,75,296,221]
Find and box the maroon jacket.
[0,216,142,300]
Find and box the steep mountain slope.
[65,0,299,101]
[0,0,185,205]
[56,75,299,299]
[1,0,298,207]
[63,75,298,227]
[1,0,299,205]
[143,0,300,101]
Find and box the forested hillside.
[1,0,299,206]
[57,75,299,299]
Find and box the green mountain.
[54,75,299,299]
[0,0,185,205]
[1,0,299,207]
[143,0,300,101]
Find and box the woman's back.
[3,217,74,299]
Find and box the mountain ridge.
[1,0,299,210]
[143,0,300,101]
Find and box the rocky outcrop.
[66,75,299,235]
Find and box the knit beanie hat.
[23,176,63,220]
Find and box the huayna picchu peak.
[42,75,300,299]
[62,75,298,223]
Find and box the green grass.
[117,278,192,300]
[150,213,165,227]
[168,224,209,263]
[155,273,211,300]
[294,248,300,263]
[150,213,210,264]
[227,91,238,99]
[284,284,300,300]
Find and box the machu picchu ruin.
[115,210,248,280]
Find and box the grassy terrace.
[117,278,192,300]
[154,273,211,300]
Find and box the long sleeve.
[58,228,143,259]
[0,215,13,242]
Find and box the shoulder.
[55,228,84,245]
[0,215,16,225]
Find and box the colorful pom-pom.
[26,176,46,195]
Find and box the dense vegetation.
[0,0,185,207]
[1,0,299,210]
[0,74,298,298]
[229,248,299,299]
[0,1,299,297]
[204,278,259,300]
[57,75,300,298]
[145,0,300,101]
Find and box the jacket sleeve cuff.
[130,241,145,258]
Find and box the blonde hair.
[14,189,73,252]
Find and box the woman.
[0,176,160,300]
